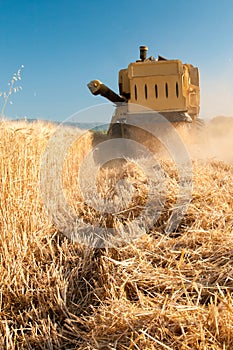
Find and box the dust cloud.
[180,116,233,163]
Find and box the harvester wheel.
[110,123,123,138]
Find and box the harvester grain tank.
[88,46,200,137]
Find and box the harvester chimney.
[140,46,148,61]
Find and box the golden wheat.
[0,119,233,349]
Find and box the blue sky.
[0,0,232,121]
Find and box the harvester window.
[165,83,168,98]
[134,85,137,100]
[145,84,148,99]
[155,84,158,99]
[176,82,179,98]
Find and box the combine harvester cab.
[88,46,200,138]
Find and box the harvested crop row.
[0,119,232,349]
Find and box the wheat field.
[0,118,233,349]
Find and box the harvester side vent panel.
[155,84,158,98]
[176,82,179,98]
[134,85,137,100]
[165,83,168,98]
[145,84,148,99]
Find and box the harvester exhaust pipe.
[140,45,148,61]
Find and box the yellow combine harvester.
[88,46,200,138]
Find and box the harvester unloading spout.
[87,79,126,104]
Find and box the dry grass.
[0,118,233,349]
